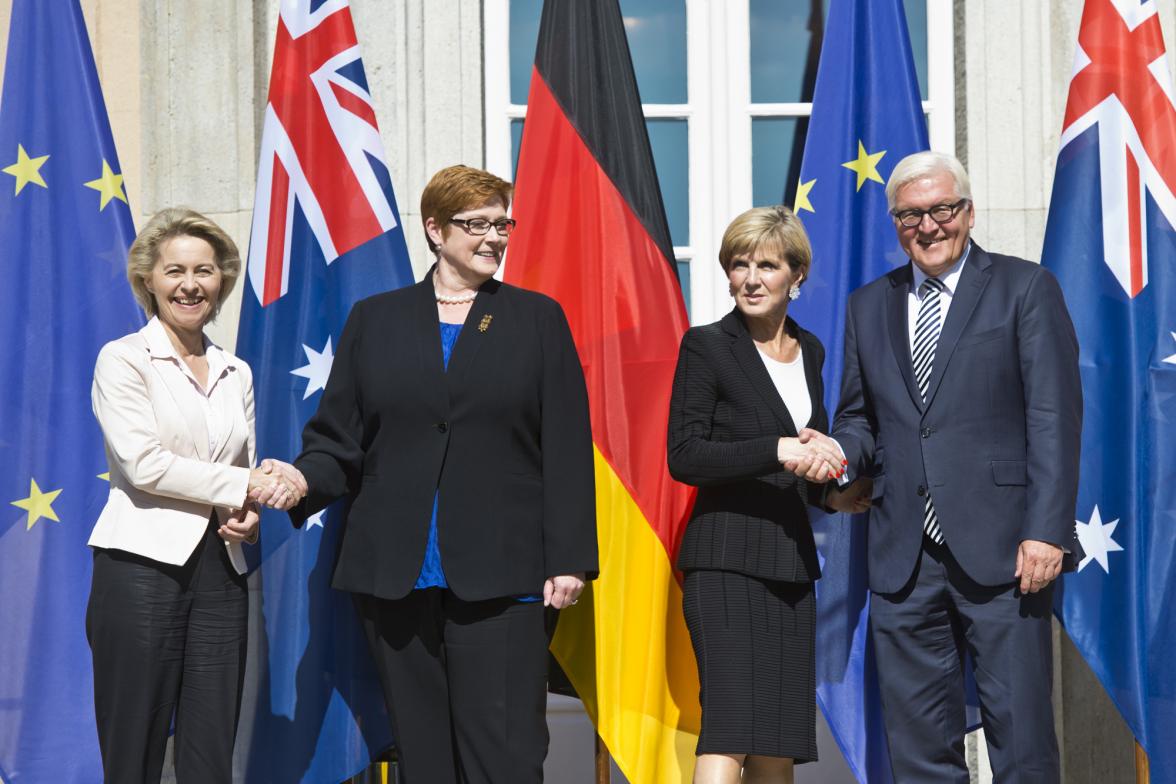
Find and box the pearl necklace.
[435,290,477,305]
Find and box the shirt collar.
[141,316,235,381]
[911,240,972,298]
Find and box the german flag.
[504,1,700,780]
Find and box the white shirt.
[907,242,972,350]
[757,347,811,432]
[162,333,233,456]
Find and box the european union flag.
[0,0,143,781]
[1043,1,1176,779]
[235,2,414,780]
[789,0,926,779]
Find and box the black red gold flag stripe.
[505,1,700,780]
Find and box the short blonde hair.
[718,205,813,283]
[126,207,241,318]
[420,165,513,252]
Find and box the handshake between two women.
[778,428,873,515]
[217,460,306,545]
[247,458,309,512]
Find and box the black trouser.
[86,518,248,784]
[354,589,550,784]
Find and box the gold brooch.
[478,314,493,333]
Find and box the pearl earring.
[788,285,801,301]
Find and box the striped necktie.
[913,277,946,543]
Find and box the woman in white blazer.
[87,208,289,784]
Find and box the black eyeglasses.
[892,199,969,228]
[448,217,518,236]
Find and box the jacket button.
[920,427,932,438]
[436,421,448,433]
[917,485,926,497]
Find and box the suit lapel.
[885,267,924,410]
[723,311,800,436]
[798,329,823,429]
[410,274,449,409]
[443,277,501,392]
[923,247,992,409]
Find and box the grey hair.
[885,151,973,212]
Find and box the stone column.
[350,0,485,280]
[139,0,260,349]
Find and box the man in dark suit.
[801,151,1082,782]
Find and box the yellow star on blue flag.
[841,141,886,191]
[795,178,816,214]
[10,478,63,529]
[2,143,49,195]
[83,159,127,210]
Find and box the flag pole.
[594,732,611,784]
[1135,740,1149,784]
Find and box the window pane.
[647,119,689,246]
[749,0,827,103]
[513,0,687,106]
[749,0,928,103]
[511,119,525,180]
[752,117,810,209]
[904,0,929,101]
[676,259,691,316]
[618,0,687,104]
[510,0,543,104]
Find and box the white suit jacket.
[89,317,255,574]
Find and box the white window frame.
[484,0,954,326]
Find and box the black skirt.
[682,568,817,761]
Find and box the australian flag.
[0,0,143,781]
[789,0,927,779]
[235,1,414,781]
[1042,0,1176,780]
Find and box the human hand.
[544,572,586,609]
[219,502,260,544]
[247,466,285,507]
[778,428,845,482]
[827,477,873,514]
[249,459,307,511]
[1015,539,1063,594]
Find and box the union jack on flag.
[1053,0,1176,298]
[235,1,414,781]
[247,0,403,306]
[1043,0,1176,779]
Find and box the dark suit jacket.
[832,244,1083,593]
[667,310,827,583]
[290,273,599,601]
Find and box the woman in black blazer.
[264,166,598,784]
[668,206,863,784]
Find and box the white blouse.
[758,346,811,430]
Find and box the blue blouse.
[412,322,463,590]
[412,322,541,602]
